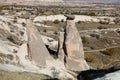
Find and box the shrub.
[20,31,24,36]
[90,34,96,37]
[113,18,120,24]
[53,31,58,35]
[22,22,26,27]
[97,26,107,29]
[61,19,64,22]
[7,36,15,42]
[43,21,47,25]
[77,21,81,24]
[0,6,3,11]
[7,22,11,25]
[88,12,96,16]
[81,36,89,44]
[71,11,80,15]
[90,34,101,39]
[53,20,59,24]
[117,30,120,34]
[13,17,17,23]
[7,54,13,60]
[43,29,47,33]
[99,21,109,24]
[85,54,95,63]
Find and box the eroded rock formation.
[0,14,90,79]
[57,15,89,71]
[26,19,55,67]
[26,19,65,70]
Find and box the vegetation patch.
[81,36,89,44]
[102,48,116,56]
[53,20,59,24]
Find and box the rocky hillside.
[0,10,120,79]
[0,13,91,79]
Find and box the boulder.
[63,19,89,71]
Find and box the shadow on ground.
[77,68,120,80]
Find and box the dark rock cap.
[64,15,75,20]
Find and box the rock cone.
[62,16,89,71]
[26,19,54,67]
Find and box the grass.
[0,5,3,11]
[76,22,119,31]
[102,48,116,56]
[85,54,95,63]
[0,70,51,80]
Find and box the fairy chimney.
[63,15,89,71]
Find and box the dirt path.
[79,28,120,33]
[85,45,120,53]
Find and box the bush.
[61,19,64,22]
[13,17,17,23]
[85,54,95,63]
[43,29,47,33]
[43,21,47,25]
[117,30,120,34]
[113,18,120,24]
[22,22,26,27]
[7,22,11,25]
[7,54,13,60]
[97,26,107,29]
[90,34,101,39]
[88,12,96,16]
[71,11,80,15]
[20,31,24,36]
[81,36,89,44]
[53,31,58,35]
[0,6,3,11]
[90,34,97,37]
[77,21,81,24]
[99,21,109,24]
[53,20,59,24]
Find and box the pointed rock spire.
[63,15,89,71]
[26,19,54,67]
